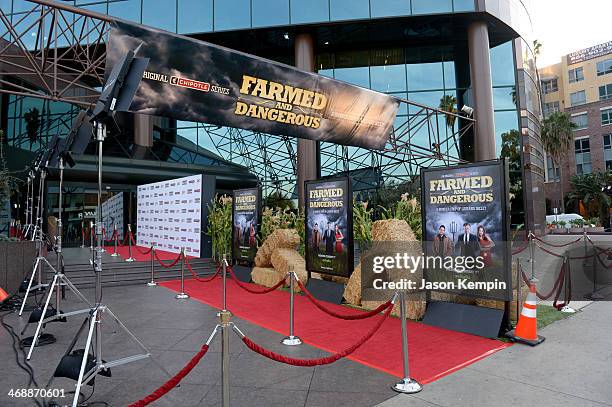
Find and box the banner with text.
[420,160,512,301]
[232,188,260,263]
[305,178,353,278]
[106,21,399,150]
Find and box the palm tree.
[439,94,457,129]
[541,112,576,213]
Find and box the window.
[142,0,176,32]
[568,67,584,83]
[575,138,591,174]
[178,0,213,33]
[570,90,586,106]
[370,0,411,17]
[214,0,250,30]
[290,0,329,23]
[541,78,558,94]
[599,84,612,101]
[543,101,560,116]
[330,0,369,21]
[571,113,588,129]
[252,0,289,27]
[597,59,612,76]
[602,108,612,126]
[604,134,612,170]
[546,156,559,182]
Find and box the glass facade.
[1,0,525,206]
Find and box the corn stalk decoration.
[379,193,423,240]
[206,194,232,261]
[353,199,373,250]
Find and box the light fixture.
[461,105,474,117]
[283,32,289,40]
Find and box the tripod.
[19,166,51,316]
[51,123,170,407]
[24,157,93,360]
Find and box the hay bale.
[372,219,416,242]
[271,248,308,291]
[344,263,361,305]
[254,229,300,267]
[251,266,285,288]
[344,219,421,307]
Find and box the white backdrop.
[101,192,124,241]
[137,174,202,257]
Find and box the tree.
[23,108,40,149]
[541,112,576,213]
[439,94,457,130]
[566,172,612,224]
[263,191,295,210]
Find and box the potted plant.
[569,218,585,233]
[586,217,604,233]
[556,220,567,233]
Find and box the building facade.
[0,0,545,233]
[539,41,612,214]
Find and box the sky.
[530,0,612,67]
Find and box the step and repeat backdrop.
[136,174,203,257]
[101,192,124,241]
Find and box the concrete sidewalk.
[378,300,612,407]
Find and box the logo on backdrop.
[101,192,124,240]
[106,20,399,150]
[305,178,353,278]
[137,174,203,257]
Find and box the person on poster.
[477,225,495,266]
[249,223,256,247]
[335,225,344,254]
[432,225,453,256]
[311,223,321,254]
[457,223,479,258]
[323,222,335,255]
[243,222,249,247]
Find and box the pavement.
[0,268,610,406]
[378,300,612,407]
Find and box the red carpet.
[113,245,186,262]
[160,278,511,383]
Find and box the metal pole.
[111,223,119,257]
[89,221,94,251]
[516,258,522,322]
[529,231,535,280]
[80,220,85,248]
[36,170,46,287]
[392,291,422,394]
[218,309,232,407]
[583,229,588,267]
[126,224,135,262]
[55,158,64,314]
[222,254,227,311]
[282,269,302,346]
[176,248,189,299]
[147,246,157,286]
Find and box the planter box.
[586,227,605,233]
[0,240,37,294]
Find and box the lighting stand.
[23,171,34,240]
[51,123,170,407]
[24,157,93,360]
[18,165,51,316]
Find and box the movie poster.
[232,188,260,263]
[305,178,353,278]
[421,160,512,301]
[106,21,399,150]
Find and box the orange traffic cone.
[506,278,545,346]
[0,287,9,303]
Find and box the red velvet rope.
[241,305,393,366]
[553,263,572,310]
[532,235,582,247]
[131,233,153,254]
[297,279,393,320]
[227,265,286,294]
[155,250,183,268]
[511,243,529,255]
[520,263,566,300]
[127,344,209,407]
[184,258,222,282]
[535,244,564,258]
